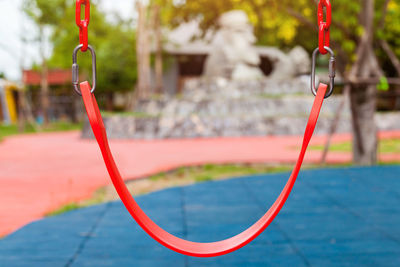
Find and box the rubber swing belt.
[80,81,327,257]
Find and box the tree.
[23,0,66,125]
[134,1,164,104]
[347,0,383,165]
[154,4,164,94]
[24,0,138,110]
[136,1,152,100]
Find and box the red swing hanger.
[318,0,331,55]
[72,0,335,257]
[75,0,90,52]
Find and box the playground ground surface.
[1,130,400,237]
[1,166,400,266]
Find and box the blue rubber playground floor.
[1,166,400,266]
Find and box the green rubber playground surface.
[1,166,400,266]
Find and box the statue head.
[204,10,263,80]
[215,10,259,65]
[219,10,253,38]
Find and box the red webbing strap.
[80,81,327,257]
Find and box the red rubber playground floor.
[1,130,400,237]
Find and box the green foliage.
[46,203,81,216]
[158,0,400,75]
[101,111,160,118]
[23,0,137,94]
[310,138,400,154]
[42,121,82,132]
[0,124,36,140]
[23,0,67,25]
[0,121,81,141]
[157,0,303,47]
[24,0,400,92]
[44,163,295,215]
[46,187,106,217]
[149,163,293,183]
[377,77,389,91]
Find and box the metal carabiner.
[311,46,335,98]
[72,44,97,95]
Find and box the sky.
[0,0,136,81]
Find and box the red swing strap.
[79,81,327,257]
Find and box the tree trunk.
[136,2,144,100]
[142,7,152,97]
[19,39,39,131]
[18,88,41,132]
[380,40,400,76]
[40,60,49,124]
[154,5,163,94]
[348,0,382,165]
[350,84,378,165]
[321,85,350,164]
[39,26,49,125]
[105,92,114,111]
[136,2,151,100]
[17,90,26,132]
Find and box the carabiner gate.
[311,46,335,98]
[72,44,97,95]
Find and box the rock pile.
[82,78,400,139]
[82,78,346,139]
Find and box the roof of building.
[22,69,71,86]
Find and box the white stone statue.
[204,10,264,81]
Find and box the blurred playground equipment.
[22,69,80,123]
[0,79,21,124]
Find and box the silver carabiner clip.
[311,46,335,98]
[72,44,97,95]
